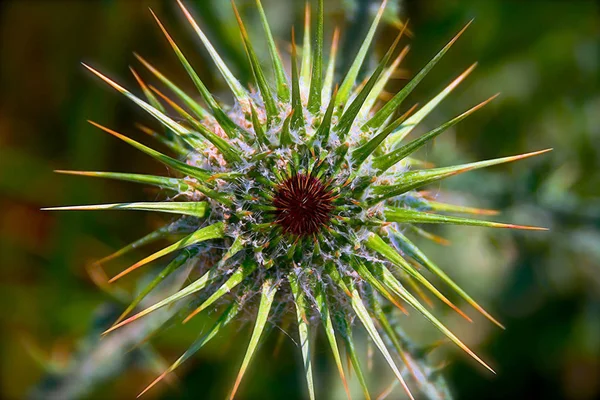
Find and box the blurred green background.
[1,0,598,399]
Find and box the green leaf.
[55,170,190,192]
[138,302,240,397]
[229,279,278,399]
[373,94,498,172]
[255,0,290,102]
[370,149,553,203]
[183,258,258,323]
[363,21,471,131]
[108,222,225,283]
[336,0,389,107]
[289,272,316,400]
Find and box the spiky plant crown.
[46,0,550,398]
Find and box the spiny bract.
[47,0,550,399]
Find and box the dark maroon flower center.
[272,173,335,237]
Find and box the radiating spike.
[55,170,190,192]
[370,297,417,382]
[289,272,316,400]
[409,225,451,246]
[362,255,495,374]
[114,248,197,326]
[108,222,225,283]
[314,283,352,400]
[94,223,174,267]
[338,316,371,400]
[136,123,191,156]
[322,28,340,104]
[103,237,245,336]
[130,67,167,116]
[291,28,304,130]
[134,53,209,119]
[336,29,404,139]
[312,86,338,145]
[361,236,472,322]
[373,94,498,172]
[307,0,324,113]
[300,3,312,89]
[82,64,204,149]
[385,207,548,231]
[358,45,410,121]
[137,302,240,397]
[255,0,290,102]
[328,265,415,400]
[231,1,278,123]
[176,0,250,107]
[426,200,499,216]
[43,201,209,219]
[336,0,389,107]
[370,149,553,203]
[351,104,417,166]
[387,63,478,147]
[150,10,245,139]
[148,86,244,163]
[229,279,278,399]
[183,258,258,323]
[363,21,472,131]
[87,121,210,180]
[250,102,270,147]
[350,257,409,315]
[279,111,294,147]
[390,229,505,328]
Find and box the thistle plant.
[46,0,550,398]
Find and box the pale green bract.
[45,0,550,398]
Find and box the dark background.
[1,0,599,399]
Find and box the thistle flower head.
[46,0,550,398]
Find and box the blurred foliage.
[0,0,598,399]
